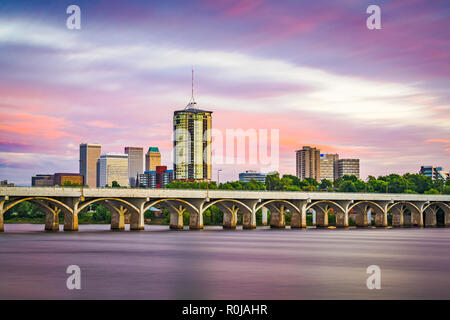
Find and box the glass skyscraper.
[173,99,212,181]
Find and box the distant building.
[419,166,449,180]
[320,153,339,181]
[145,147,161,172]
[173,74,212,181]
[53,173,84,186]
[296,146,321,181]
[32,173,84,186]
[125,147,143,187]
[98,153,129,187]
[337,159,360,179]
[31,174,54,187]
[239,170,266,183]
[0,180,14,187]
[138,166,174,188]
[79,143,101,188]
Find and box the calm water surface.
[1,224,449,299]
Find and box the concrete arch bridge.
[0,187,449,232]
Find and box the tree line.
[165,172,450,194]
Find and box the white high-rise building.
[98,153,129,187]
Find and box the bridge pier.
[425,207,438,227]
[446,209,450,227]
[374,209,388,228]
[315,205,329,228]
[268,204,286,229]
[242,210,256,229]
[354,205,369,228]
[129,199,148,231]
[0,200,4,232]
[44,205,60,231]
[0,196,8,232]
[392,206,404,227]
[110,206,127,231]
[290,201,306,228]
[411,211,421,227]
[261,207,268,226]
[168,205,185,230]
[219,204,238,229]
[64,213,78,231]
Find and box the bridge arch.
[256,199,300,213]
[387,201,420,214]
[78,197,139,213]
[203,199,252,214]
[423,202,450,213]
[143,198,199,214]
[349,201,384,213]
[4,197,72,215]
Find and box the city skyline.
[0,1,449,185]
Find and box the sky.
[0,0,449,185]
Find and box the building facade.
[419,166,449,180]
[125,147,143,187]
[138,166,174,188]
[239,170,266,183]
[31,174,54,187]
[337,159,360,179]
[79,143,101,188]
[145,147,161,172]
[53,173,84,186]
[173,99,212,180]
[296,146,321,181]
[320,153,339,181]
[98,153,129,187]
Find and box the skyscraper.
[145,147,161,172]
[337,159,360,179]
[320,153,339,181]
[296,146,321,181]
[79,143,101,188]
[98,153,129,187]
[124,147,143,187]
[173,70,212,180]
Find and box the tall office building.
[296,146,321,181]
[173,71,212,180]
[98,153,129,187]
[125,147,143,187]
[145,147,161,172]
[79,143,101,188]
[320,153,339,181]
[337,159,360,179]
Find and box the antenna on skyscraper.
[192,66,194,102]
[186,66,197,109]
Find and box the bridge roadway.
[0,187,449,232]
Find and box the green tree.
[319,179,333,190]
[111,181,120,188]
[443,186,450,195]
[424,188,440,195]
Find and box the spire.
[186,67,197,109]
[191,66,194,102]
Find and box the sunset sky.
[0,0,449,185]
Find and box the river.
[0,224,449,299]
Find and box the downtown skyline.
[0,0,449,185]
